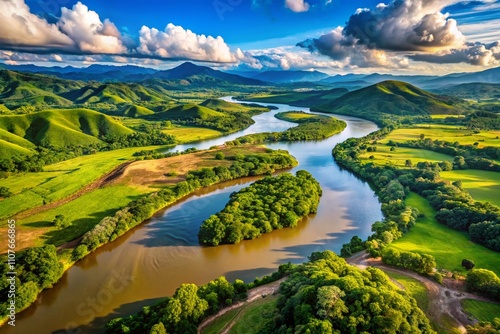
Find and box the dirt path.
[197,278,286,334]
[14,161,132,220]
[347,252,493,333]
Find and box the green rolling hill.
[436,83,500,100]
[0,108,133,149]
[156,104,227,121]
[0,70,84,107]
[121,105,155,117]
[60,83,166,105]
[199,99,268,113]
[245,88,349,106]
[313,81,469,123]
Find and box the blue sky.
[1,0,499,74]
[24,0,381,46]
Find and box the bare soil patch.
[348,251,492,334]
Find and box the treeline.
[334,126,500,253]
[106,251,434,334]
[226,112,346,145]
[106,265,292,334]
[147,111,255,133]
[198,170,322,246]
[442,111,500,130]
[0,245,63,319]
[465,269,500,301]
[262,251,435,333]
[382,248,437,274]
[0,131,175,174]
[74,150,298,259]
[393,137,500,169]
[132,147,197,160]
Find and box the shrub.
[462,259,475,270]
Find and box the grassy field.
[277,112,317,121]
[359,145,453,167]
[201,308,240,334]
[462,300,500,323]
[430,115,466,119]
[162,126,223,143]
[202,295,278,334]
[440,170,500,207]
[0,146,284,252]
[378,124,500,148]
[0,145,170,220]
[8,185,147,250]
[385,271,429,312]
[388,193,500,276]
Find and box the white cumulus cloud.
[137,23,239,62]
[58,2,126,54]
[0,0,72,51]
[285,0,310,13]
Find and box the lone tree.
[462,259,475,270]
[53,214,70,229]
[215,152,225,160]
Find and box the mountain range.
[2,62,499,89]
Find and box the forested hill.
[313,80,468,119]
[105,251,435,334]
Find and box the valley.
[0,63,499,334]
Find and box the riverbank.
[0,99,381,334]
[0,146,298,327]
[347,251,494,333]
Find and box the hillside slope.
[313,81,468,123]
[199,99,269,113]
[436,83,500,100]
[0,108,133,148]
[0,70,83,107]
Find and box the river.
[1,98,382,334]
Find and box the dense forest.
[198,170,322,245]
[0,148,297,319]
[105,251,435,334]
[77,150,298,257]
[226,111,346,145]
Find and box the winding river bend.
[2,98,382,334]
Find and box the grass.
[0,145,170,219]
[201,309,240,334]
[4,185,147,250]
[275,112,319,122]
[360,145,454,167]
[0,145,284,251]
[440,170,500,207]
[385,271,429,312]
[0,108,133,151]
[430,115,466,119]
[199,99,269,113]
[388,193,500,276]
[462,300,500,323]
[202,295,278,334]
[379,124,500,148]
[162,125,223,143]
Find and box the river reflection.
[1,98,382,334]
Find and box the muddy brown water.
[1,98,382,334]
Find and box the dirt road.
[197,278,286,334]
[348,252,493,333]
